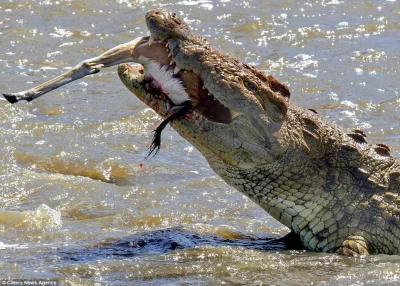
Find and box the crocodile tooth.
[165,42,169,48]
[148,36,154,46]
[230,110,242,119]
[170,59,175,65]
[173,66,181,75]
[136,74,145,83]
[166,101,171,112]
[168,51,172,58]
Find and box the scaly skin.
[118,9,400,255]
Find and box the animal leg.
[147,100,192,158]
[3,37,145,103]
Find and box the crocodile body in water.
[3,9,400,255]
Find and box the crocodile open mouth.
[129,36,232,124]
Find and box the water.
[1,0,399,284]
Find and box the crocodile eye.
[245,81,266,109]
[247,81,257,91]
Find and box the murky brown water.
[1,0,399,285]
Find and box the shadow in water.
[61,227,305,262]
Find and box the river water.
[0,0,399,285]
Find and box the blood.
[144,77,163,95]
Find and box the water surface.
[1,0,399,285]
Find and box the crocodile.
[3,9,400,255]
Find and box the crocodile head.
[118,9,291,169]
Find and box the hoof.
[3,93,19,104]
[3,93,32,103]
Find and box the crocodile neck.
[191,103,400,254]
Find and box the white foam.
[137,56,190,105]
[0,204,62,231]
[0,242,29,250]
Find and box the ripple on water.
[13,151,133,183]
